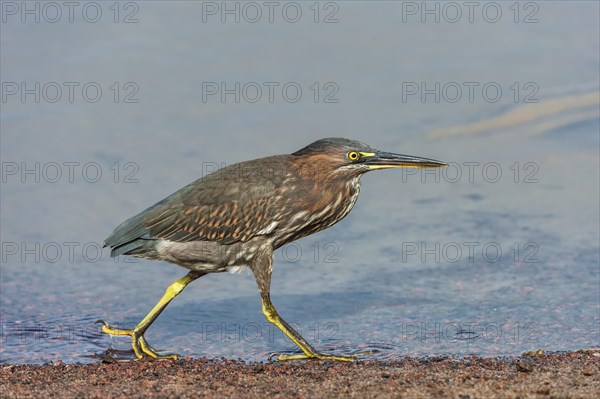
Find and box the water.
[1,1,598,364]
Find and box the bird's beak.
[363,151,448,170]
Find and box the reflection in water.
[428,92,600,138]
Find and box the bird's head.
[292,138,447,177]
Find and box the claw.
[98,320,179,360]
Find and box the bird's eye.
[347,151,360,161]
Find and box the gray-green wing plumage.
[104,157,287,257]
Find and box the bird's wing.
[104,158,286,253]
[143,182,278,244]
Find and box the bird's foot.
[269,352,356,362]
[95,320,179,360]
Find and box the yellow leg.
[97,271,201,359]
[262,297,355,362]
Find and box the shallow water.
[1,1,599,364]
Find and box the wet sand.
[1,350,598,399]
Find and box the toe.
[138,336,180,360]
[273,352,356,362]
[318,355,355,362]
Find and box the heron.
[97,137,446,361]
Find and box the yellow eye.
[347,151,360,161]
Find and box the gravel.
[1,350,599,399]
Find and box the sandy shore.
[1,350,598,399]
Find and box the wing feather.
[104,156,287,255]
